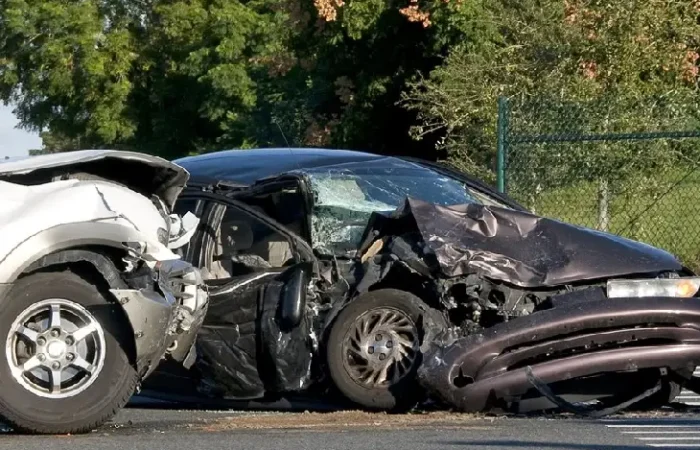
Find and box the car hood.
[366,198,682,288]
[0,150,189,209]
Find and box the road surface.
[4,407,700,449]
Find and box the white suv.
[0,150,208,434]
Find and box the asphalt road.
[5,407,700,450]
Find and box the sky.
[0,104,42,158]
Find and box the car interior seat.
[245,198,297,268]
[207,219,271,279]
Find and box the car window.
[236,184,307,238]
[202,202,297,281]
[305,161,511,257]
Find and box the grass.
[510,168,700,272]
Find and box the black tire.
[326,289,445,412]
[0,271,138,434]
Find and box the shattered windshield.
[305,160,507,256]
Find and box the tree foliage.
[402,0,700,179]
[0,0,289,157]
[0,0,485,158]
[1,0,699,166]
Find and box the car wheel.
[0,271,138,434]
[326,289,443,411]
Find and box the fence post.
[496,96,509,193]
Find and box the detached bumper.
[419,297,700,412]
[110,260,208,377]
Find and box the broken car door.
[184,193,316,399]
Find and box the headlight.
[607,277,700,298]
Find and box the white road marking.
[597,368,700,446]
[646,445,700,448]
[622,432,700,434]
[605,425,700,428]
[604,417,700,448]
[639,437,700,441]
[679,368,700,404]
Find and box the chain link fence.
[497,95,700,270]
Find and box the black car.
[144,148,700,414]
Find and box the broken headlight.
[607,277,700,298]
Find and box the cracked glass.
[304,160,509,256]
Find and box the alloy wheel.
[5,298,107,399]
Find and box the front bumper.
[110,260,208,377]
[419,296,700,412]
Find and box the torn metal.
[360,198,700,413]
[180,266,315,400]
[417,297,700,413]
[363,198,682,288]
[0,149,188,208]
[160,148,700,415]
[0,150,211,434]
[0,150,209,376]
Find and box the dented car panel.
[379,198,682,287]
[0,150,208,372]
[111,288,178,372]
[109,260,208,375]
[153,148,699,414]
[192,265,314,399]
[419,297,700,411]
[0,150,210,434]
[0,149,188,208]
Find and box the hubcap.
[46,341,66,358]
[5,299,106,398]
[342,307,419,387]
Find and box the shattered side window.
[306,162,490,257]
[309,173,395,256]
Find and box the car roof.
[176,147,527,211]
[174,148,389,185]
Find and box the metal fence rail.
[496,96,700,270]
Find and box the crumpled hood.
[0,150,189,209]
[369,198,682,288]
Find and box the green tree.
[403,0,700,248]
[0,0,493,158]
[240,0,497,156]
[0,0,292,157]
[402,0,700,181]
[0,0,139,147]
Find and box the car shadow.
[128,391,350,412]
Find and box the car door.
[150,189,317,400]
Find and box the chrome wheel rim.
[342,307,419,387]
[5,299,106,398]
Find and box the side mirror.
[279,262,312,330]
